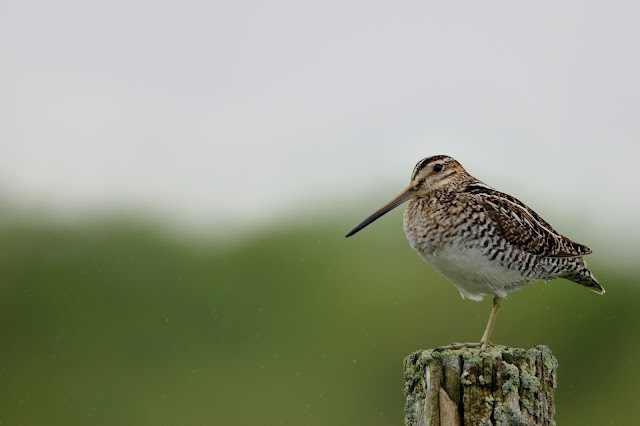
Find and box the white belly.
[417,245,532,301]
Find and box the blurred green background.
[1,208,637,425]
[3,2,640,424]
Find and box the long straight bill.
[345,186,415,237]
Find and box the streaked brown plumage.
[346,155,603,348]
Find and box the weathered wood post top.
[403,345,558,426]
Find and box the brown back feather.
[464,183,592,258]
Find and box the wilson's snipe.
[346,155,604,349]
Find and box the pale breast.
[403,196,537,301]
[413,244,533,301]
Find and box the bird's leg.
[478,295,503,348]
[434,295,504,351]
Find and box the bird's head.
[409,155,468,195]
[345,155,468,237]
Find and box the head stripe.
[411,155,451,180]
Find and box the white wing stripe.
[511,210,523,225]
[479,193,562,239]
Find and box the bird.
[345,155,604,349]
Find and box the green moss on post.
[404,345,557,426]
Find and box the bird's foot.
[433,341,495,351]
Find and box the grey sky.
[1,1,638,253]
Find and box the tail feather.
[562,267,605,294]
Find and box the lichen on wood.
[404,345,557,426]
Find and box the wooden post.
[403,345,557,426]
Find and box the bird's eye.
[433,164,443,172]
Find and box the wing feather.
[464,183,592,258]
